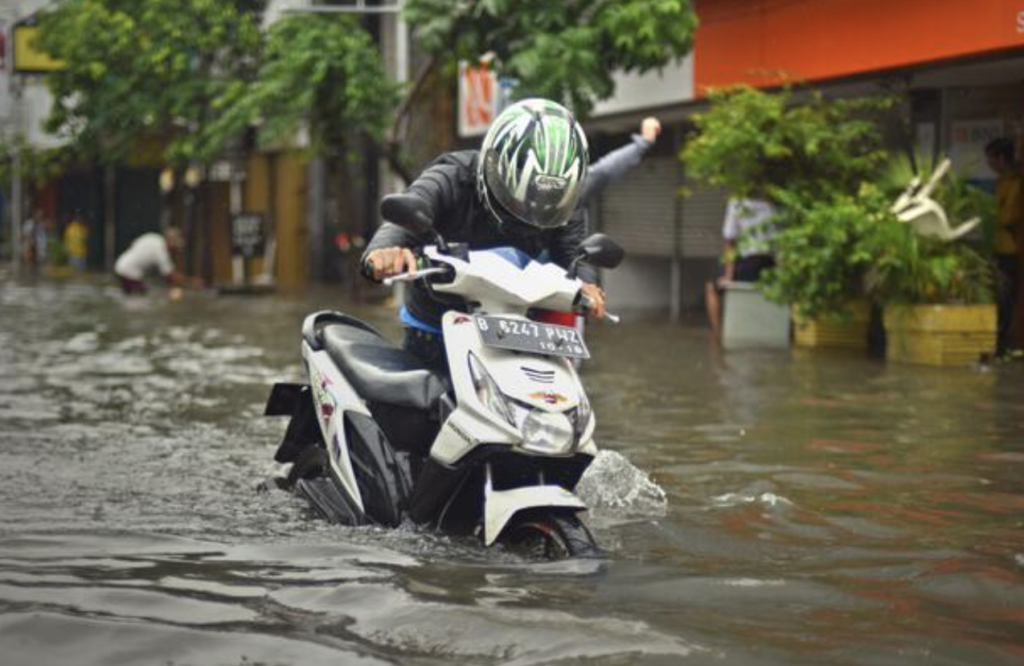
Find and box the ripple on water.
[5,281,1024,666]
[0,612,389,666]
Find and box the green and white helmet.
[478,98,589,231]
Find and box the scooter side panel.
[303,343,370,513]
[429,314,523,466]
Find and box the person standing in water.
[985,135,1024,355]
[63,211,89,272]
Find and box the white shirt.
[114,233,174,280]
[723,198,776,257]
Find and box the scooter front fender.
[483,484,586,546]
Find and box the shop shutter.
[597,156,681,258]
[680,182,728,258]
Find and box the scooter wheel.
[501,510,602,560]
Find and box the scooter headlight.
[521,410,576,455]
[467,352,515,427]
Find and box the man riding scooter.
[362,98,608,372]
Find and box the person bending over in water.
[114,227,201,296]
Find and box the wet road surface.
[1,277,1023,665]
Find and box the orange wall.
[695,0,1024,93]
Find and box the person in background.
[985,135,1024,355]
[113,227,200,295]
[20,211,38,269]
[64,211,89,272]
[705,197,778,341]
[532,116,663,335]
[37,211,52,267]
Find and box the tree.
[391,0,698,177]
[36,0,264,168]
[205,12,401,282]
[681,86,894,204]
[209,14,399,158]
[35,0,264,276]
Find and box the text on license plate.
[474,316,589,359]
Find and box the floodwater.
[1,276,1023,666]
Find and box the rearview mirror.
[575,233,625,270]
[380,194,435,238]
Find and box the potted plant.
[681,86,894,349]
[863,160,997,366]
[762,190,879,350]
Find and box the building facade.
[585,0,1024,318]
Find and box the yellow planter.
[793,302,870,350]
[883,304,996,366]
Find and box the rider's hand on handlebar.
[365,247,417,282]
[580,283,607,320]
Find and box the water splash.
[576,450,668,516]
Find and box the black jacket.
[364,150,594,329]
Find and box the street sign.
[12,18,64,74]
[457,59,516,138]
[231,213,265,258]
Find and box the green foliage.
[683,85,995,313]
[403,0,697,117]
[758,189,880,320]
[37,0,264,167]
[207,14,401,160]
[681,86,894,202]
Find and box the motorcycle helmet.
[477,98,589,232]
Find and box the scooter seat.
[320,323,447,412]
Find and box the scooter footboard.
[483,485,586,546]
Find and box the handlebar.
[382,267,450,287]
[579,295,621,324]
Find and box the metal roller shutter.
[680,182,728,259]
[598,156,682,258]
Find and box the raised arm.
[580,117,661,205]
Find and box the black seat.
[320,323,447,412]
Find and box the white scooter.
[265,199,624,559]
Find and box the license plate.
[474,316,590,359]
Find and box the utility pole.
[2,5,20,272]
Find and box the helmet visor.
[483,150,584,230]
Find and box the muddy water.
[1,277,1022,666]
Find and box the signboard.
[949,119,1003,180]
[457,59,515,138]
[13,20,64,74]
[231,213,265,258]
